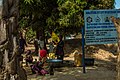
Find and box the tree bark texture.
[111,16,120,80]
[0,0,27,80]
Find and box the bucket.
[85,58,94,66]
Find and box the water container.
[74,53,82,67]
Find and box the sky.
[115,0,120,9]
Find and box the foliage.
[46,0,87,34]
[57,0,87,34]
[85,0,115,9]
[26,27,36,42]
[96,0,115,9]
[20,0,58,31]
[19,0,115,37]
[46,8,59,30]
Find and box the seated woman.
[31,48,48,75]
[31,60,48,75]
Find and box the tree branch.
[0,40,8,50]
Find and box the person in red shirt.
[39,48,47,62]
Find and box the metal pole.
[82,27,86,73]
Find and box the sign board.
[84,9,120,45]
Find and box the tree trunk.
[111,16,120,80]
[0,0,27,80]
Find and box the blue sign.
[84,9,120,45]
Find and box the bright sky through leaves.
[115,0,120,9]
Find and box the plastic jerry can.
[74,53,82,67]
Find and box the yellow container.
[48,53,56,59]
[74,53,82,67]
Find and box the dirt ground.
[25,39,117,80]
[26,60,116,80]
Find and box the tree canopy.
[19,0,115,38]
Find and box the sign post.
[82,27,85,73]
